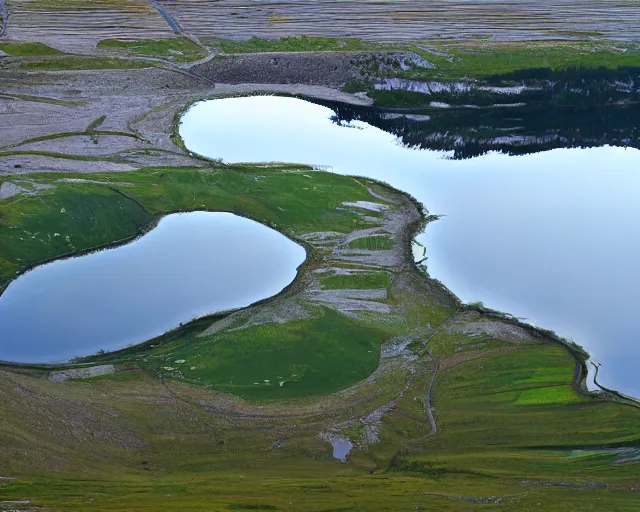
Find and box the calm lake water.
[180,96,640,398]
[0,212,305,364]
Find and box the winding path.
[421,310,461,437]
[150,0,206,50]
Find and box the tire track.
[384,309,460,471]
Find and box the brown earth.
[0,62,374,176]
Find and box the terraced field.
[2,0,639,54]
[164,0,640,42]
[3,0,174,52]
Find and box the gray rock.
[0,182,27,199]
[49,364,115,382]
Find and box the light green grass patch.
[516,385,583,405]
[346,236,394,250]
[97,37,208,62]
[319,272,390,290]
[0,93,87,107]
[516,366,575,385]
[19,57,155,71]
[406,41,640,81]
[144,308,386,400]
[0,42,63,57]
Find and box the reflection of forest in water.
[322,101,639,159]
[316,67,640,159]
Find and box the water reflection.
[319,100,640,159]
[180,96,640,398]
[0,212,306,363]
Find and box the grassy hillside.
[0,165,638,510]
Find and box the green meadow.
[1,163,639,510]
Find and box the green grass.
[516,385,583,405]
[0,185,153,283]
[379,341,640,501]
[404,41,640,81]
[346,236,394,250]
[319,272,390,290]
[342,78,374,94]
[0,150,127,161]
[1,130,141,151]
[86,115,106,133]
[216,36,389,54]
[0,167,375,286]
[97,37,208,62]
[19,56,155,71]
[2,337,635,510]
[426,343,638,450]
[0,42,63,57]
[137,308,385,400]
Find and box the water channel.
[180,95,640,398]
[0,211,306,364]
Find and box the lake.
[0,211,306,364]
[180,95,640,398]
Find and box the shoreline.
[0,205,314,366]
[3,169,637,408]
[1,89,638,407]
[175,94,640,406]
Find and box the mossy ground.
[345,235,394,250]
[0,42,63,57]
[318,272,390,290]
[404,40,640,80]
[215,35,390,54]
[97,38,208,62]
[18,56,156,71]
[0,167,397,399]
[0,167,373,285]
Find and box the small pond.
[180,95,640,398]
[0,211,306,364]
